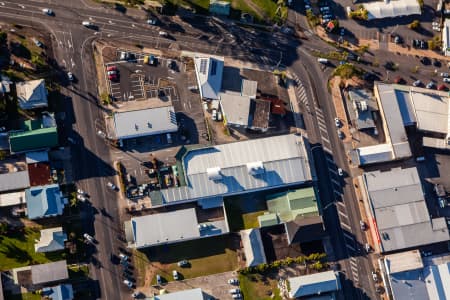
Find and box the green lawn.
[3,292,41,300]
[134,235,239,286]
[0,227,65,271]
[239,273,282,300]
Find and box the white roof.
[240,229,267,267]
[16,79,48,110]
[0,191,26,207]
[409,90,449,135]
[356,143,395,165]
[0,171,30,193]
[31,260,68,284]
[153,288,204,300]
[113,106,178,139]
[131,208,200,248]
[385,250,424,274]
[194,56,224,99]
[219,92,251,126]
[444,19,450,56]
[364,0,421,20]
[34,227,67,253]
[288,271,340,298]
[160,134,313,204]
[241,79,257,99]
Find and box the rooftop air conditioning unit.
[359,101,368,111]
[207,167,222,180]
[247,161,265,175]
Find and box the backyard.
[239,272,282,300]
[133,235,240,286]
[0,227,65,271]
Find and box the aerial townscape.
[0,0,450,299]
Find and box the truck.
[317,58,329,64]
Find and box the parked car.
[372,271,378,282]
[156,274,162,285]
[426,81,436,89]
[32,38,43,47]
[433,59,441,67]
[77,194,88,202]
[229,288,241,294]
[107,65,119,81]
[444,78,450,83]
[337,129,344,139]
[337,168,343,176]
[320,6,330,12]
[172,270,179,280]
[420,57,431,65]
[123,279,133,288]
[340,28,345,36]
[440,72,449,77]
[394,35,402,44]
[438,84,448,91]
[334,117,341,127]
[232,294,242,299]
[158,31,168,37]
[360,220,367,231]
[364,243,372,253]
[119,253,129,262]
[147,18,157,25]
[67,72,74,81]
[149,55,156,65]
[83,233,94,243]
[393,76,404,84]
[211,109,217,121]
[228,278,239,285]
[322,14,333,19]
[178,260,189,267]
[413,80,422,87]
[119,51,129,61]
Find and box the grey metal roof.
[348,89,377,129]
[16,79,48,110]
[31,260,68,284]
[363,167,450,252]
[194,56,224,100]
[0,171,30,193]
[113,106,178,140]
[159,134,312,205]
[409,91,449,135]
[240,228,267,267]
[384,250,424,274]
[219,92,251,127]
[288,271,340,298]
[25,151,49,163]
[376,84,411,158]
[152,288,205,300]
[131,208,200,248]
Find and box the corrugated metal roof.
[131,208,200,248]
[409,91,449,134]
[159,135,312,204]
[219,92,251,127]
[241,79,257,98]
[363,167,450,252]
[0,191,26,207]
[9,127,58,153]
[113,106,178,139]
[364,0,421,20]
[31,260,68,284]
[384,250,424,274]
[288,271,340,298]
[240,228,267,267]
[194,56,224,100]
[42,284,74,300]
[16,79,48,110]
[152,288,204,300]
[25,184,66,219]
[0,171,30,193]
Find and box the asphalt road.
[0,0,379,299]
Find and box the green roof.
[266,187,319,223]
[9,127,58,153]
[258,213,279,227]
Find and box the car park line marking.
[347,244,356,252]
[340,221,352,232]
[343,232,353,241]
[338,209,348,219]
[331,178,341,187]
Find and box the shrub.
[0,31,7,45]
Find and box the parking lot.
[106,49,181,102]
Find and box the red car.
[106,66,119,81]
[438,84,448,91]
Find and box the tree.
[408,20,421,30]
[0,31,7,45]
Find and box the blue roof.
[26,184,66,219]
[42,284,74,300]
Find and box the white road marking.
[340,221,352,232]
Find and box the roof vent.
[147,122,152,128]
[247,161,265,175]
[135,124,139,131]
[207,167,222,180]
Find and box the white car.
[334,117,341,127]
[229,288,241,294]
[67,72,74,81]
[413,79,422,87]
[211,109,217,121]
[119,253,129,262]
[77,194,87,202]
[147,18,157,25]
[77,188,87,196]
[82,21,93,27]
[228,278,239,285]
[42,8,53,15]
[32,38,43,47]
[337,168,343,176]
[107,182,118,191]
[440,72,449,77]
[83,233,94,243]
[158,31,168,37]
[123,279,133,288]
[444,78,450,83]
[372,271,378,281]
[172,270,179,280]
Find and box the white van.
[317,58,328,64]
[416,156,426,162]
